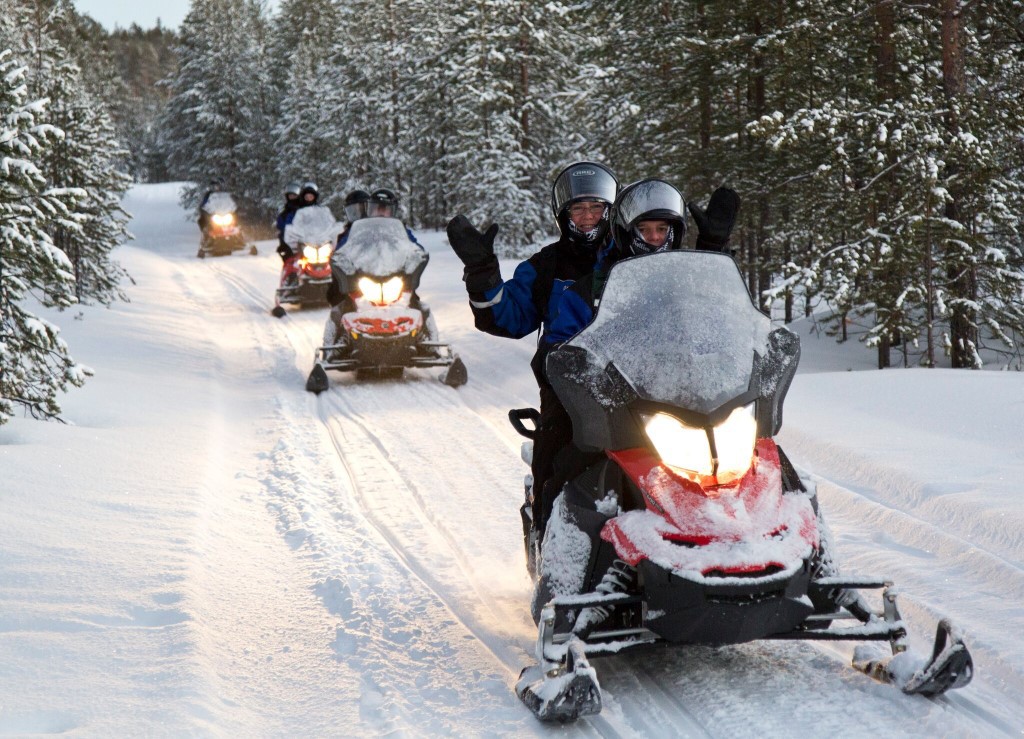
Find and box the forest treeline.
[2,0,1024,426]
[152,0,1024,371]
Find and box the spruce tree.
[0,48,90,424]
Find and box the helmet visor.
[552,164,617,216]
[367,202,395,218]
[616,180,685,228]
[345,202,367,221]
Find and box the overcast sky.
[72,0,279,31]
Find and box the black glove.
[688,187,740,252]
[446,215,501,294]
[276,242,294,261]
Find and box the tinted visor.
[367,202,395,218]
[616,179,685,228]
[345,202,366,221]
[552,163,618,216]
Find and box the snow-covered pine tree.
[18,0,132,305]
[0,48,90,424]
[159,0,275,221]
[268,0,347,213]
[751,1,1024,369]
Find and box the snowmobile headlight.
[643,412,713,477]
[643,404,757,487]
[713,404,758,483]
[357,276,404,305]
[211,213,235,227]
[302,243,333,263]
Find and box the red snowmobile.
[513,249,972,722]
[271,205,339,316]
[305,217,467,392]
[197,192,254,258]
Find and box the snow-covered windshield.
[565,251,771,414]
[284,205,343,248]
[201,192,236,214]
[332,217,426,278]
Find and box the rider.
[533,180,740,533]
[275,181,302,261]
[445,161,619,541]
[337,188,423,250]
[197,178,225,233]
[327,189,371,307]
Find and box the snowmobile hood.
[284,205,343,248]
[547,250,800,452]
[331,217,427,279]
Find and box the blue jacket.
[542,239,619,347]
[468,234,601,344]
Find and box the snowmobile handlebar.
[509,408,540,439]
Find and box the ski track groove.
[804,466,1024,731]
[315,399,520,675]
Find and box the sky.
[0,182,1020,735]
[72,0,279,31]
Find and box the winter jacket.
[276,201,301,241]
[540,239,620,348]
[468,235,603,340]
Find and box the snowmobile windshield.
[563,251,771,415]
[284,205,342,248]
[615,180,684,227]
[202,192,237,214]
[331,217,427,281]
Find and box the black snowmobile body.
[514,250,972,722]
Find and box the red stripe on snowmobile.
[601,440,818,572]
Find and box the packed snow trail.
[2,184,1021,735]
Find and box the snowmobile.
[197,192,255,258]
[513,250,973,722]
[271,205,340,317]
[305,217,467,392]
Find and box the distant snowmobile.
[197,192,254,258]
[513,250,972,722]
[305,217,467,392]
[272,205,340,317]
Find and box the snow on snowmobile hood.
[547,250,800,453]
[284,205,343,248]
[331,217,427,279]
[201,192,236,215]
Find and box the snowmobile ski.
[516,635,601,723]
[305,364,329,394]
[853,618,973,697]
[439,355,468,387]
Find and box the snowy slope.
[1,183,1021,736]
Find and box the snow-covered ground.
[1,183,1022,736]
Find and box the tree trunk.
[940,0,977,368]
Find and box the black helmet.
[612,179,686,256]
[344,189,370,221]
[550,161,618,245]
[367,188,399,218]
[299,181,319,203]
[285,181,301,197]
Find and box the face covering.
[628,224,674,255]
